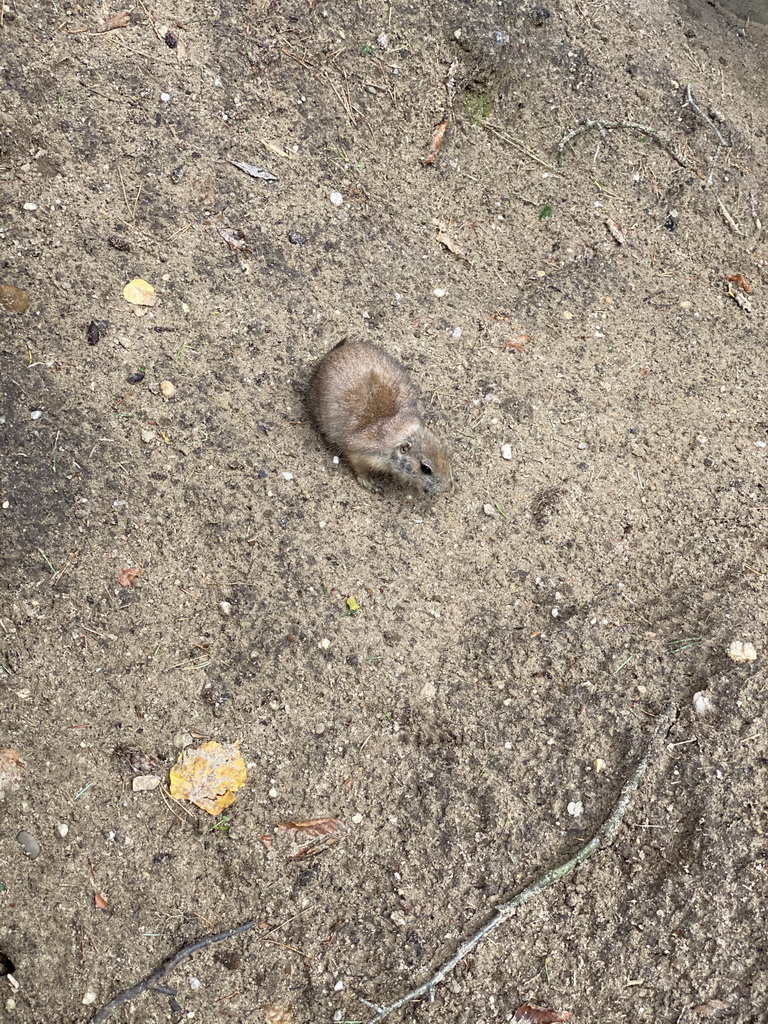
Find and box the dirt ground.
[1,0,767,1022]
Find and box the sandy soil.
[1,0,767,1022]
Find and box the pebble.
[314,723,326,735]
[592,757,607,773]
[351,813,363,825]
[451,327,462,339]
[127,371,145,384]
[433,287,446,297]
[319,637,331,650]
[500,443,513,461]
[132,774,161,792]
[160,92,171,103]
[281,471,294,480]
[567,801,583,817]
[159,380,176,398]
[692,691,713,716]
[727,640,757,663]
[173,730,194,749]
[483,503,495,516]
[334,980,344,991]
[287,229,307,245]
[22,202,37,211]
[16,831,41,859]
[56,823,69,838]
[329,191,343,206]
[81,991,98,1006]
[140,427,156,444]
[218,600,233,616]
[189,977,201,991]
[30,410,42,420]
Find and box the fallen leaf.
[432,218,465,258]
[423,119,448,166]
[513,1005,571,1024]
[94,892,109,910]
[260,817,346,859]
[727,284,752,312]
[214,223,251,252]
[123,278,157,306]
[0,284,30,314]
[104,10,131,30]
[229,160,278,181]
[117,567,142,587]
[506,334,529,352]
[691,996,737,1018]
[170,741,247,816]
[0,748,26,800]
[605,217,625,244]
[725,273,752,294]
[264,1003,295,1024]
[258,139,295,160]
[346,596,360,613]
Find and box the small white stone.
[451,327,462,339]
[56,822,69,838]
[159,380,176,398]
[140,427,156,444]
[727,640,757,663]
[30,410,42,420]
[334,980,345,991]
[319,638,331,650]
[2,500,9,509]
[377,32,389,48]
[82,991,98,1006]
[281,471,294,480]
[329,191,343,206]
[23,202,38,211]
[551,607,559,618]
[567,801,583,817]
[592,757,607,773]
[160,92,171,103]
[268,787,278,798]
[433,287,446,297]
[390,911,406,926]
[132,775,161,792]
[483,503,495,516]
[501,444,513,460]
[692,691,713,716]
[351,813,363,825]
[189,977,201,990]
[577,441,587,450]
[219,600,233,616]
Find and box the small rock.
[334,980,344,991]
[81,991,98,1006]
[160,92,171,103]
[16,831,41,859]
[30,410,42,420]
[287,229,307,245]
[567,801,583,818]
[319,638,331,650]
[692,691,713,717]
[500,443,513,461]
[132,774,161,792]
[189,977,201,991]
[22,202,38,211]
[127,371,145,384]
[218,600,233,616]
[592,757,607,774]
[314,723,326,735]
[727,640,757,663]
[390,911,406,927]
[173,731,194,750]
[159,379,176,398]
[351,813,363,825]
[140,427,156,444]
[329,191,343,206]
[87,321,101,346]
[56,823,69,838]
[377,32,389,48]
[433,287,446,297]
[483,503,495,516]
[281,471,294,480]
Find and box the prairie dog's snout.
[307,340,452,494]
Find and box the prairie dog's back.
[307,341,420,454]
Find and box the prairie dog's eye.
[420,463,433,475]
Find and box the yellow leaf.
[169,741,246,816]
[123,278,157,306]
[346,596,359,612]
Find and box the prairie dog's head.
[388,425,453,495]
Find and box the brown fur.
[307,341,452,494]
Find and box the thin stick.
[360,702,677,1024]
[683,84,729,188]
[558,119,687,167]
[89,907,311,1023]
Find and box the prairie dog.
[307,340,452,495]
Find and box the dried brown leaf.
[0,748,26,800]
[105,10,131,30]
[423,119,448,166]
[264,1002,295,1024]
[117,567,142,587]
[513,1004,571,1024]
[506,334,529,353]
[692,997,737,1019]
[169,741,247,815]
[260,817,346,859]
[725,273,752,294]
[229,160,278,181]
[214,223,251,252]
[94,891,109,910]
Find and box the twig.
[558,119,687,167]
[483,122,561,173]
[88,906,312,1023]
[683,83,729,188]
[360,702,677,1024]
